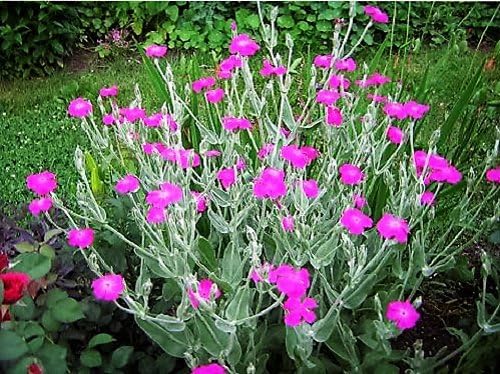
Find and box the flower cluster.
[145,182,183,224]
[26,171,57,216]
[188,279,222,309]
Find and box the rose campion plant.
[41,3,499,373]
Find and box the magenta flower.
[269,265,310,298]
[353,194,367,208]
[188,279,221,309]
[192,192,208,213]
[383,102,407,120]
[115,175,140,195]
[404,101,430,120]
[143,113,163,127]
[313,54,333,68]
[339,164,364,185]
[102,114,115,126]
[281,216,295,233]
[99,85,119,97]
[260,59,287,77]
[386,300,420,330]
[420,191,436,206]
[340,208,373,235]
[356,72,391,88]
[301,179,320,199]
[120,107,146,123]
[28,197,53,216]
[236,157,246,170]
[192,76,216,93]
[205,88,225,103]
[335,58,356,72]
[364,5,389,23]
[145,44,167,58]
[280,145,318,169]
[68,98,92,118]
[192,363,226,374]
[376,213,410,243]
[67,228,94,249]
[217,167,237,189]
[316,89,340,106]
[205,150,222,158]
[428,165,462,185]
[329,74,350,90]
[146,207,167,224]
[229,34,260,56]
[146,182,183,208]
[283,297,318,327]
[250,263,274,283]
[219,55,242,77]
[258,143,275,160]
[486,167,500,183]
[176,149,201,169]
[387,126,405,144]
[301,146,320,161]
[367,93,388,103]
[253,168,287,199]
[26,171,57,196]
[92,274,125,302]
[222,117,252,132]
[326,106,343,127]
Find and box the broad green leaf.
[14,241,36,253]
[45,289,68,307]
[39,244,55,259]
[286,326,313,364]
[221,245,243,286]
[11,296,35,320]
[51,298,84,323]
[196,237,217,272]
[41,310,61,332]
[343,273,377,309]
[140,48,169,104]
[12,252,51,279]
[80,349,102,368]
[111,346,134,368]
[88,333,116,349]
[208,209,232,234]
[195,314,230,357]
[225,287,251,321]
[0,330,29,360]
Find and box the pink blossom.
[301,146,320,161]
[250,263,274,283]
[192,363,226,374]
[413,150,429,169]
[68,98,92,118]
[99,85,119,97]
[281,127,291,137]
[281,216,295,232]
[164,114,178,131]
[217,69,232,79]
[258,143,275,160]
[329,74,351,90]
[340,208,373,235]
[26,171,57,196]
[269,265,310,298]
[217,167,237,189]
[316,89,340,105]
[260,59,287,77]
[376,213,410,243]
[301,179,320,199]
[353,194,367,208]
[339,164,364,185]
[364,5,389,24]
[356,72,391,87]
[428,154,449,169]
[145,44,167,58]
[102,114,115,126]
[283,297,318,327]
[92,274,125,302]
[429,165,462,185]
[367,93,388,103]
[486,167,500,183]
[142,143,155,155]
[192,76,216,93]
[420,191,436,206]
[220,55,242,71]
[205,88,225,103]
[115,175,140,195]
[386,300,420,330]
[280,145,317,169]
[335,58,356,72]
[120,107,146,123]
[188,279,221,309]
[28,197,53,216]
[231,21,237,31]
[253,168,287,199]
[205,150,222,158]
[404,101,430,120]
[192,191,208,213]
[326,106,343,127]
[222,117,252,132]
[146,182,183,208]
[236,157,246,170]
[383,102,407,120]
[176,149,201,169]
[387,126,405,144]
[229,34,260,56]
[67,228,94,249]
[143,113,163,127]
[146,207,167,224]
[313,54,333,68]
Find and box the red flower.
[0,254,8,272]
[27,363,44,374]
[0,272,31,304]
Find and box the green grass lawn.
[0,47,497,209]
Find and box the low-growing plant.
[23,3,500,373]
